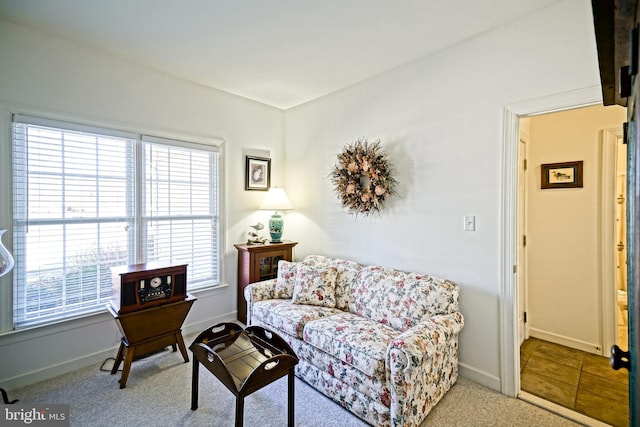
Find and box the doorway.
[518,105,626,354]
[515,104,628,425]
[499,85,632,395]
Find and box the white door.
[616,138,628,348]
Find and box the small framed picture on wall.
[245,156,271,191]
[541,161,583,189]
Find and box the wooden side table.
[190,322,299,427]
[234,241,297,324]
[108,294,196,388]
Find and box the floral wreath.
[330,138,397,216]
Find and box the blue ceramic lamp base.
[269,214,284,243]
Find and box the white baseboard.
[458,362,501,392]
[2,347,118,392]
[529,328,602,355]
[2,312,236,392]
[6,313,502,396]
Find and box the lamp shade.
[260,187,293,211]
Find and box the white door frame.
[499,85,602,396]
[601,127,626,352]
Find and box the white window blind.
[12,115,136,327]
[11,116,220,328]
[141,136,219,289]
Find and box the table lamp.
[260,188,293,243]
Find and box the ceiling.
[0,0,562,109]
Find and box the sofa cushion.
[330,258,363,311]
[303,312,398,377]
[275,260,298,299]
[275,256,340,300]
[292,264,339,308]
[349,266,459,331]
[252,299,342,339]
[301,255,363,311]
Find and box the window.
[141,136,219,289]
[11,115,220,328]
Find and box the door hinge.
[513,265,517,274]
[523,158,527,171]
[620,66,632,98]
[523,235,527,247]
[524,312,527,323]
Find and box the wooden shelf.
[234,241,297,324]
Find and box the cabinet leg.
[119,347,134,389]
[111,342,125,375]
[176,332,189,363]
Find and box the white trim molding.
[459,362,501,391]
[499,86,602,397]
[600,127,625,354]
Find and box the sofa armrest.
[243,279,277,325]
[386,312,464,427]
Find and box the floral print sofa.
[244,255,464,427]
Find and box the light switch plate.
[464,215,476,231]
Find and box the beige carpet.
[7,342,581,426]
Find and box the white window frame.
[4,112,223,330]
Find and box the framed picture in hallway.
[541,161,583,189]
[245,156,271,191]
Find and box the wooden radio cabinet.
[110,262,188,314]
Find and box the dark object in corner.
[591,0,636,106]
[1,387,18,404]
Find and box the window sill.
[0,283,229,345]
[0,309,113,346]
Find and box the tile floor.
[520,338,629,427]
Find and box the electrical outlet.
[464,216,476,231]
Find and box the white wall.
[526,105,626,353]
[0,19,284,389]
[0,0,610,394]
[283,0,600,389]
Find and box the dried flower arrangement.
[329,138,397,216]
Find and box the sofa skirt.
[296,359,391,426]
